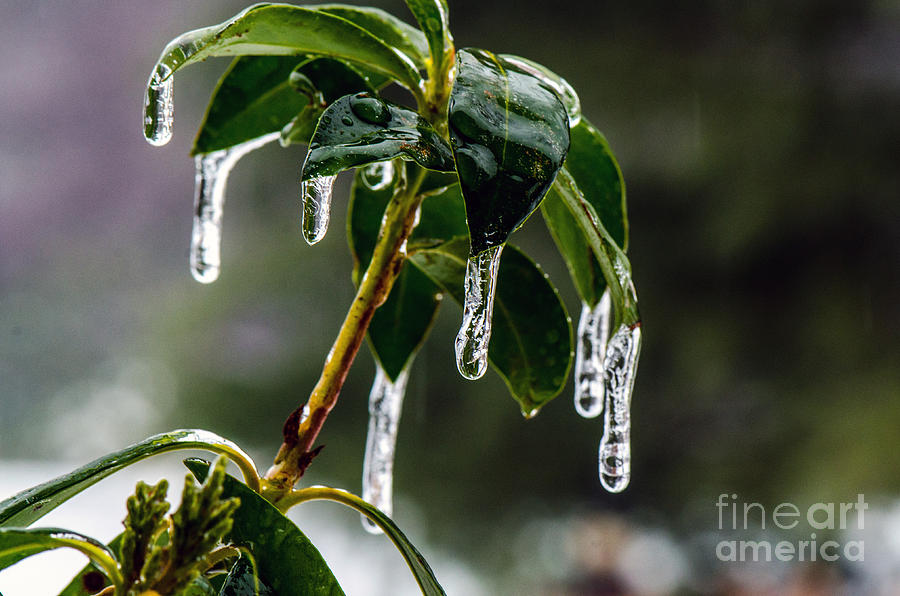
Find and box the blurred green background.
[1,0,898,594]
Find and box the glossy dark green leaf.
[0,430,258,528]
[144,4,424,143]
[403,0,452,73]
[0,528,121,587]
[315,4,429,68]
[185,460,344,596]
[347,168,466,380]
[284,486,446,596]
[410,237,572,414]
[301,93,454,181]
[448,48,570,255]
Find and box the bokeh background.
[1,0,899,594]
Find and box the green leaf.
[185,460,344,596]
[448,48,570,255]
[0,429,258,528]
[541,118,626,306]
[410,237,572,414]
[551,167,639,328]
[279,58,377,147]
[315,4,429,68]
[348,168,467,379]
[0,528,122,588]
[403,0,452,73]
[144,3,424,143]
[282,486,446,596]
[301,93,454,181]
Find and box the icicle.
[143,65,174,146]
[455,245,504,380]
[190,133,279,283]
[598,323,642,493]
[361,161,395,191]
[300,175,337,245]
[499,55,581,126]
[574,289,612,418]
[361,363,410,534]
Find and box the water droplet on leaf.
[361,161,395,191]
[349,94,391,126]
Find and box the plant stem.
[263,165,429,497]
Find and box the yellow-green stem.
[263,165,429,499]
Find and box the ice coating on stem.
[300,175,337,245]
[598,323,642,493]
[455,245,504,380]
[361,161,395,191]
[574,290,612,418]
[190,133,279,283]
[361,363,410,534]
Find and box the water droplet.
[499,55,581,126]
[574,290,612,418]
[341,115,354,126]
[361,363,410,534]
[300,174,337,245]
[361,161,395,191]
[455,244,504,379]
[598,323,642,493]
[349,94,391,126]
[190,133,279,283]
[144,65,174,146]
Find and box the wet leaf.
[403,0,452,72]
[301,93,454,181]
[541,118,627,306]
[185,460,344,596]
[219,554,273,596]
[0,528,121,587]
[144,3,424,143]
[410,237,572,413]
[0,429,257,528]
[316,4,429,68]
[57,535,123,596]
[448,48,570,255]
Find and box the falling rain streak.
[455,245,504,380]
[361,363,409,534]
[598,323,642,493]
[300,175,337,245]
[574,290,612,418]
[190,133,280,283]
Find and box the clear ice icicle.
[598,323,642,493]
[574,289,612,418]
[300,175,337,245]
[190,133,279,283]
[144,67,174,146]
[455,244,504,380]
[361,363,410,534]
